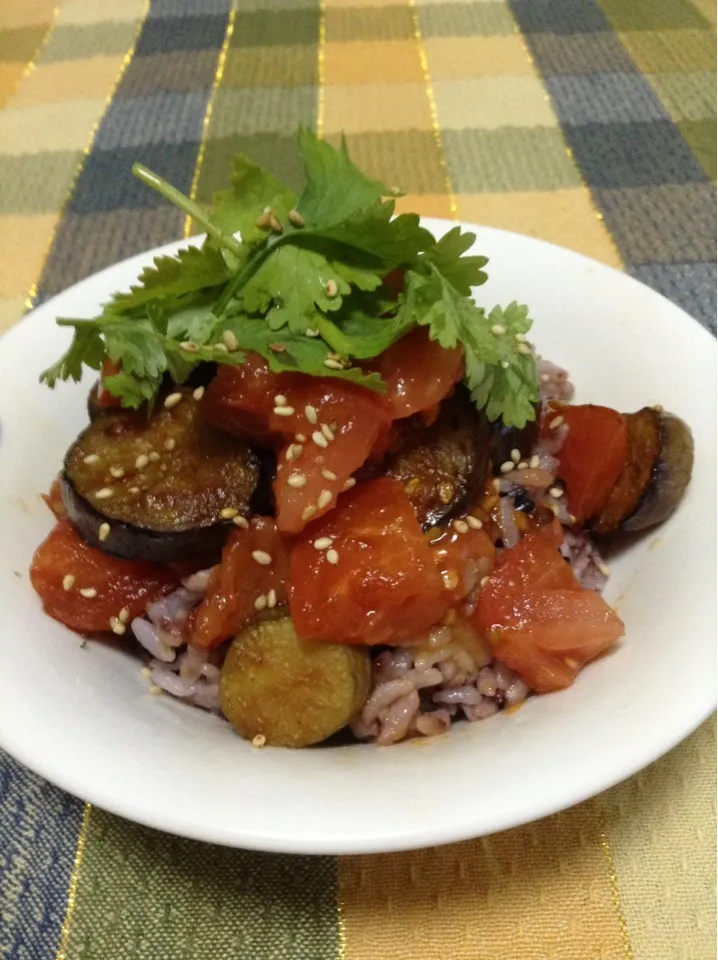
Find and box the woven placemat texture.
[0,1,715,958]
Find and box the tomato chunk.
[201,353,288,443]
[548,403,627,524]
[430,523,495,605]
[42,475,66,519]
[192,517,290,649]
[289,477,448,646]
[30,520,177,634]
[373,327,464,419]
[95,359,124,408]
[472,530,624,692]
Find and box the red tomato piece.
[95,359,124,408]
[30,520,178,634]
[192,517,290,649]
[547,403,627,524]
[430,523,496,605]
[289,477,448,646]
[472,530,624,693]
[201,353,291,443]
[42,475,66,519]
[373,327,464,419]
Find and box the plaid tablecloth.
[0,1,715,958]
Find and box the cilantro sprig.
[40,128,539,427]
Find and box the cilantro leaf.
[40,320,105,387]
[423,226,489,296]
[310,200,434,262]
[209,154,297,248]
[109,245,230,313]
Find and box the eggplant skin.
[592,408,694,535]
[384,386,491,529]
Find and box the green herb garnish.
[41,128,539,427]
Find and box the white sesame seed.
[149,451,161,463]
[98,522,110,542]
[510,448,521,463]
[273,405,295,417]
[321,423,334,442]
[287,473,307,488]
[342,478,356,491]
[252,734,267,748]
[222,330,239,352]
[109,466,125,479]
[274,394,288,406]
[517,343,532,355]
[301,505,317,521]
[179,340,199,353]
[325,278,339,298]
[109,617,126,636]
[128,486,140,495]
[83,454,100,465]
[62,574,75,591]
[164,392,182,409]
[79,587,97,598]
[305,328,319,338]
[254,594,267,611]
[499,461,514,474]
[514,332,526,342]
[530,455,540,468]
[118,607,130,624]
[295,433,307,443]
[95,487,114,499]
[305,405,318,424]
[518,461,528,470]
[324,358,344,370]
[312,430,329,449]
[314,537,333,550]
[317,489,333,510]
[288,209,305,228]
[267,588,277,609]
[251,550,272,566]
[549,486,564,499]
[491,324,506,336]
[321,468,337,481]
[193,386,205,401]
[598,562,611,577]
[220,506,239,519]
[466,516,483,530]
[164,438,176,451]
[140,666,151,678]
[213,342,229,354]
[480,576,490,589]
[569,514,577,524]
[135,454,149,470]
[541,373,550,383]
[149,685,162,696]
[452,519,469,534]
[492,478,502,491]
[501,360,510,369]
[549,415,564,430]
[232,515,249,529]
[326,548,339,565]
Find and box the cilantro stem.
[314,315,354,357]
[132,163,244,259]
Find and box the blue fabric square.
[546,73,670,125]
[507,0,610,34]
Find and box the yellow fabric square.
[619,29,716,73]
[324,40,423,85]
[9,56,124,107]
[0,99,107,156]
[0,62,27,109]
[0,297,26,335]
[323,83,432,134]
[455,189,621,267]
[324,0,407,8]
[0,0,56,30]
[56,0,146,26]
[434,76,557,130]
[394,193,453,218]
[0,214,59,299]
[424,36,534,79]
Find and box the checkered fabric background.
[0,1,715,958]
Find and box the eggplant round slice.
[219,616,371,748]
[63,388,259,563]
[592,407,694,536]
[384,386,491,529]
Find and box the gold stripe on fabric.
[502,3,624,269]
[407,0,457,220]
[601,831,635,960]
[24,0,151,310]
[317,0,327,139]
[183,2,237,239]
[55,803,92,960]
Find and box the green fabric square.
[443,128,581,193]
[209,86,316,139]
[325,6,415,42]
[223,45,318,88]
[619,28,716,72]
[598,0,710,30]
[231,8,319,47]
[0,25,47,62]
[196,132,307,204]
[679,118,717,178]
[0,151,84,215]
[649,71,716,121]
[417,2,515,38]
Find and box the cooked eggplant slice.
[219,616,370,748]
[63,388,259,563]
[592,407,694,535]
[384,387,491,529]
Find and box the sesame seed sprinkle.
[288,209,305,228]
[325,279,338,298]
[98,522,110,542]
[95,487,114,499]
[514,332,526,342]
[222,330,239,352]
[267,588,277,609]
[252,550,272,566]
[83,454,100,465]
[301,505,317,521]
[305,405,318,424]
[193,386,205,401]
[164,392,182,409]
[321,468,337,481]
[232,515,249,529]
[273,405,295,417]
[314,537,333,550]
[312,430,329,449]
[62,574,75,591]
[252,734,267,748]
[214,342,229,354]
[326,548,339,565]
[480,576,490,589]
[317,489,333,510]
[149,451,161,463]
[453,519,470,534]
[164,438,176,451]
[305,328,319,338]
[529,455,540,468]
[254,594,267,611]
[128,486,140,495]
[500,461,514,474]
[518,461,528,470]
[324,358,343,370]
[149,685,162,696]
[287,473,307,488]
[296,433,307,443]
[501,360,510,369]
[466,516,483,530]
[549,415,564,430]
[510,448,521,463]
[109,617,126,636]
[549,487,564,499]
[541,373,550,382]
[135,454,149,470]
[179,340,199,353]
[517,343,532,355]
[140,666,151,679]
[342,477,356,491]
[321,423,334,441]
[598,562,611,577]
[109,466,125,479]
[79,587,97,598]
[274,394,288,406]
[118,607,130,624]
[220,506,239,519]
